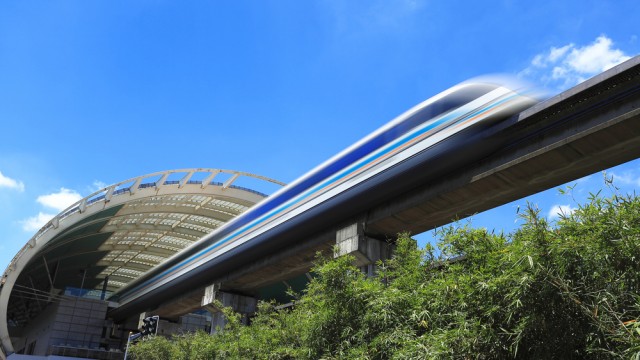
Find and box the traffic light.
[140,315,159,337]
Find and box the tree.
[130,187,640,359]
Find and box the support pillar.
[335,222,393,276]
[201,283,257,333]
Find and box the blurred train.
[111,78,540,317]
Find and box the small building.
[0,169,284,359]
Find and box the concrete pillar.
[335,222,392,276]
[201,283,257,333]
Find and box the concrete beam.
[202,283,257,314]
[335,222,393,276]
[201,283,257,331]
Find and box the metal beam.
[42,256,53,290]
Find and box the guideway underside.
[130,56,640,335]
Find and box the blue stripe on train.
[118,85,500,299]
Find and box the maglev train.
[110,78,539,318]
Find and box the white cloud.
[566,36,630,74]
[36,188,82,212]
[548,204,576,220]
[0,171,25,192]
[608,171,640,187]
[549,45,572,63]
[20,187,84,233]
[21,212,56,232]
[90,180,107,193]
[521,35,632,91]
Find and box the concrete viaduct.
[2,55,639,359]
[156,55,640,326]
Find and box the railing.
[3,168,285,277]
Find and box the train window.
[373,83,498,146]
[400,83,498,135]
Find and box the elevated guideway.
[114,56,640,324]
[3,55,640,360]
[366,55,640,237]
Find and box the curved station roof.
[0,168,284,355]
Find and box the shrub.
[131,189,640,359]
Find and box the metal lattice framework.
[0,168,284,356]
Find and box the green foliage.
[130,189,640,359]
[128,335,174,360]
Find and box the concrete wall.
[12,301,58,355]
[14,297,108,357]
[49,298,107,349]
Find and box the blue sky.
[1,1,639,272]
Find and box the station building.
[0,169,285,359]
